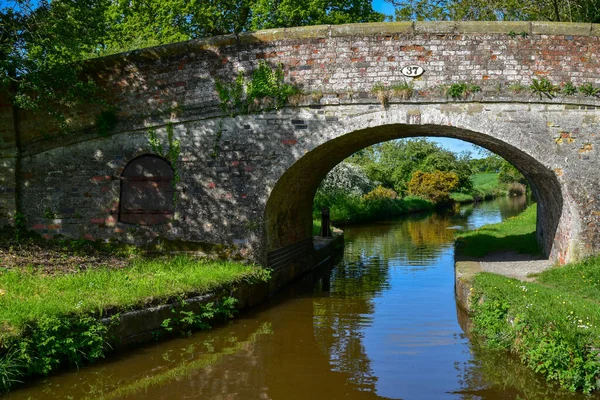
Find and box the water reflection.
[6,196,596,400]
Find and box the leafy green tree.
[101,0,384,54]
[1,0,109,130]
[498,162,527,185]
[250,0,385,30]
[392,0,600,23]
[469,152,504,173]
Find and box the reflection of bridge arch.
[265,105,569,265]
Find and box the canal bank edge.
[454,261,481,314]
[104,234,344,348]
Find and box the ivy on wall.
[147,122,182,200]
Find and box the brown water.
[6,197,597,400]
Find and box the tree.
[1,0,110,130]
[391,0,600,23]
[469,152,504,173]
[347,138,473,196]
[498,161,527,185]
[101,0,385,55]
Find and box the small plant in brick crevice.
[371,82,389,107]
[446,83,481,99]
[43,208,56,220]
[508,83,528,94]
[391,81,414,100]
[13,212,26,242]
[215,61,298,115]
[530,78,559,99]
[578,83,600,97]
[562,81,577,96]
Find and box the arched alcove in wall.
[119,154,175,225]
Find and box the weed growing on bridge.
[562,82,577,96]
[370,81,414,106]
[215,62,298,115]
[578,83,600,97]
[445,83,481,99]
[371,83,389,107]
[530,78,559,99]
[508,83,528,94]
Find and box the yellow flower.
[0,289,5,296]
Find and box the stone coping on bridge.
[94,21,600,64]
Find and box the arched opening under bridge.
[264,124,563,266]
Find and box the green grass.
[472,272,600,392]
[0,256,265,341]
[536,255,600,301]
[312,219,322,236]
[465,205,600,392]
[455,204,540,257]
[472,172,500,189]
[451,173,506,204]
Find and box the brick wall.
[0,94,17,226]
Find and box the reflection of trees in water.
[344,212,456,266]
[498,195,528,220]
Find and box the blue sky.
[372,0,397,16]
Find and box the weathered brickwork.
[0,94,17,227]
[2,22,600,266]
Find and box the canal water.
[6,197,596,399]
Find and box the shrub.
[508,182,526,196]
[318,162,375,197]
[362,185,398,201]
[407,170,459,204]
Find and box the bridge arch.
[264,104,573,267]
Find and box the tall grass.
[0,256,265,341]
[313,191,433,225]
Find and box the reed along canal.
[6,197,596,400]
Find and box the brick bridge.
[1,21,600,277]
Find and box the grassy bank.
[451,173,507,204]
[314,192,434,226]
[457,204,600,392]
[471,271,600,392]
[455,204,540,257]
[0,251,268,394]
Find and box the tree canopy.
[391,0,600,23]
[348,138,473,195]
